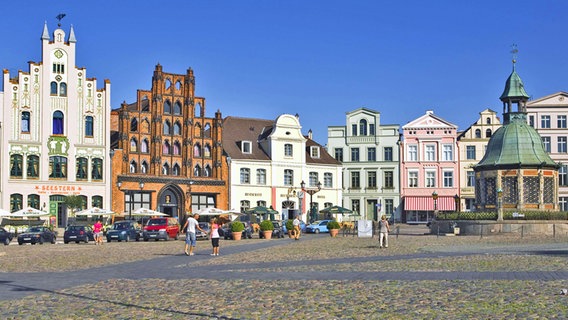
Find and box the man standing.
[378,215,390,248]
[293,215,301,240]
[182,213,207,256]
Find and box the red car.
[143,217,180,241]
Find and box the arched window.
[92,158,103,180]
[359,119,368,135]
[204,165,211,177]
[141,161,148,174]
[196,102,202,116]
[141,119,150,133]
[85,116,94,136]
[141,139,149,153]
[475,129,481,139]
[59,82,67,96]
[194,165,201,177]
[165,79,171,90]
[76,157,88,180]
[174,101,182,115]
[10,194,23,212]
[163,120,171,135]
[49,156,67,178]
[141,96,150,112]
[27,155,39,178]
[174,121,182,135]
[175,81,181,91]
[173,141,181,155]
[28,194,40,209]
[204,144,211,158]
[163,140,171,154]
[164,100,172,114]
[162,162,170,175]
[194,143,201,157]
[204,123,211,138]
[485,129,492,138]
[486,117,491,124]
[10,154,23,177]
[173,163,180,176]
[130,138,138,152]
[129,160,137,173]
[21,112,30,133]
[53,111,64,135]
[92,196,103,209]
[50,82,58,95]
[130,118,138,132]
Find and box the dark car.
[106,221,142,242]
[17,226,56,245]
[259,221,285,239]
[222,221,253,240]
[0,227,14,245]
[63,225,95,244]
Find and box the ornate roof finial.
[510,43,518,67]
[56,13,66,27]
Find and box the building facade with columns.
[0,22,112,227]
[223,114,342,223]
[110,65,228,226]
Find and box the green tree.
[64,195,85,213]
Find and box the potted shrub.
[231,221,245,240]
[285,219,294,238]
[327,220,341,237]
[259,220,274,239]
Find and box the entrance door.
[367,200,377,221]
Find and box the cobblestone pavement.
[0,225,567,319]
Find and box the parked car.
[222,221,253,240]
[259,221,285,239]
[143,217,180,241]
[63,225,95,244]
[17,226,56,245]
[305,220,332,233]
[282,220,307,233]
[0,227,14,245]
[196,222,210,240]
[106,221,142,242]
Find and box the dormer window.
[284,144,293,157]
[241,141,252,154]
[310,146,320,158]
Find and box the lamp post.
[432,191,439,220]
[497,188,503,221]
[301,180,322,223]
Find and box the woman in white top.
[210,218,221,256]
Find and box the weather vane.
[510,43,518,64]
[56,13,66,27]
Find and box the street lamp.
[301,180,322,223]
[432,191,439,220]
[497,187,503,221]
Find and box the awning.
[404,196,457,211]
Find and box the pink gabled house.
[400,110,460,223]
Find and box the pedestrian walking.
[182,213,207,256]
[378,215,390,248]
[93,219,103,245]
[210,218,220,256]
[293,215,301,240]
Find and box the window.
[351,148,360,162]
[425,145,435,161]
[367,171,377,188]
[163,120,171,135]
[204,144,211,158]
[475,129,481,138]
[351,171,360,188]
[173,141,181,155]
[53,111,64,134]
[284,144,293,157]
[486,117,491,124]
[351,200,360,214]
[76,157,88,180]
[334,148,343,162]
[256,169,266,185]
[351,124,357,136]
[193,143,201,157]
[560,166,568,187]
[541,115,551,128]
[384,147,393,161]
[130,160,137,173]
[92,158,102,180]
[425,171,435,187]
[85,116,93,136]
[52,63,65,74]
[162,140,171,154]
[443,171,453,187]
[466,146,476,160]
[408,145,417,161]
[10,194,23,212]
[174,101,182,115]
[141,139,149,153]
[27,155,39,178]
[542,137,551,153]
[310,146,320,158]
[49,156,67,178]
[408,171,418,187]
[384,199,394,215]
[309,172,319,187]
[359,119,367,135]
[10,154,23,177]
[92,196,103,209]
[284,169,293,186]
[560,197,568,211]
[240,168,250,184]
[442,144,453,161]
[194,165,201,176]
[559,115,567,129]
[50,82,58,95]
[59,83,67,96]
[241,141,252,153]
[204,165,212,177]
[558,136,567,153]
[130,118,138,132]
[141,161,148,174]
[162,163,170,175]
[369,124,375,135]
[130,138,138,152]
[529,115,535,127]
[485,129,492,138]
[164,101,171,114]
[21,112,30,133]
[384,171,394,188]
[173,122,181,135]
[240,200,251,213]
[324,172,333,188]
[367,147,376,161]
[467,171,475,187]
[28,194,40,209]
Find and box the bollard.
[396,226,400,239]
[553,224,556,239]
[437,225,440,238]
[521,225,524,239]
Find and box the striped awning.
[404,196,457,211]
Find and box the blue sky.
[1,1,568,144]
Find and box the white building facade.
[327,108,401,222]
[0,23,111,227]
[223,114,342,223]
